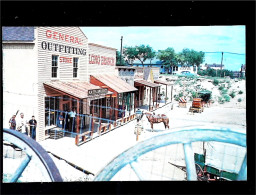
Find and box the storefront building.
[2,27,128,142]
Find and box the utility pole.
[220,52,223,77]
[120,36,123,66]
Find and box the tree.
[190,50,205,70]
[123,45,155,67]
[181,48,205,72]
[123,46,138,66]
[157,47,176,73]
[116,51,125,66]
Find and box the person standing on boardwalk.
[69,108,76,132]
[9,115,17,130]
[17,113,28,135]
[29,116,37,140]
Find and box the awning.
[91,74,138,93]
[154,80,172,85]
[44,81,113,99]
[134,80,160,88]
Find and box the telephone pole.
[220,52,223,77]
[120,36,123,66]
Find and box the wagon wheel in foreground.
[94,126,247,181]
[3,128,63,182]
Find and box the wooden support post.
[171,85,173,102]
[165,84,167,104]
[75,99,80,145]
[149,87,151,111]
[91,101,95,135]
[99,98,102,134]
[115,96,118,122]
[122,93,124,123]
[109,94,112,121]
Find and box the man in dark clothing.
[29,116,37,140]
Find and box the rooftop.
[2,27,35,41]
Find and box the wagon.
[189,98,204,113]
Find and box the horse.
[143,112,170,132]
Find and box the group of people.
[57,108,77,132]
[9,112,37,140]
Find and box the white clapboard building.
[2,27,130,142]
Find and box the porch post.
[115,96,118,121]
[122,93,125,122]
[109,94,112,121]
[99,98,102,134]
[91,101,95,136]
[149,87,151,111]
[165,84,167,104]
[75,99,80,145]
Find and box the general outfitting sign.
[41,29,87,56]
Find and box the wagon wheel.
[3,128,63,182]
[94,126,247,181]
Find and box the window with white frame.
[73,57,78,78]
[52,55,58,78]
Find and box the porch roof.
[91,74,138,93]
[44,81,113,99]
[154,80,172,86]
[134,79,161,88]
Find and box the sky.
[81,26,245,71]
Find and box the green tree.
[182,48,205,71]
[135,45,155,67]
[123,45,155,67]
[123,46,138,66]
[157,47,176,73]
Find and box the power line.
[203,51,245,55]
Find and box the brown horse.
[143,112,170,132]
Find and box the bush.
[218,86,224,90]
[221,88,228,95]
[218,96,225,104]
[238,98,242,102]
[191,91,197,98]
[223,94,231,102]
[213,79,219,86]
[238,90,243,94]
[229,91,236,98]
[178,92,184,97]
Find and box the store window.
[73,57,78,78]
[52,55,58,78]
[45,96,59,126]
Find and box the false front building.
[3,27,137,143]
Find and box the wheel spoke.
[9,155,31,182]
[183,143,197,181]
[237,153,247,180]
[129,159,147,180]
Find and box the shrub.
[213,79,219,86]
[218,96,225,104]
[238,90,243,94]
[229,91,236,98]
[221,88,228,95]
[238,98,242,102]
[178,92,184,97]
[191,91,197,98]
[223,94,231,102]
[218,86,224,90]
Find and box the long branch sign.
[88,88,108,96]
[89,54,115,66]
